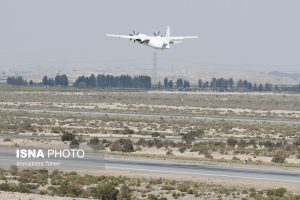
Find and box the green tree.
[183,80,190,89]
[60,74,69,87]
[55,74,61,86]
[265,83,273,91]
[168,80,173,89]
[89,74,96,87]
[54,74,69,87]
[253,83,257,91]
[228,78,234,89]
[42,75,48,86]
[237,79,244,90]
[210,77,217,90]
[176,78,183,88]
[258,83,264,91]
[198,79,202,89]
[7,76,27,86]
[48,78,55,86]
[157,81,162,90]
[163,78,168,89]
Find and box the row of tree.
[73,74,151,89]
[6,76,29,86]
[42,75,69,87]
[197,78,283,92]
[161,78,190,90]
[6,75,300,93]
[159,77,300,92]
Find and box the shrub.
[0,172,6,180]
[182,130,204,142]
[18,169,48,186]
[271,152,286,163]
[149,178,163,185]
[3,138,12,142]
[148,194,158,200]
[10,165,18,175]
[0,183,30,193]
[89,137,100,145]
[266,188,287,197]
[56,181,84,197]
[123,128,134,135]
[294,137,300,146]
[227,137,238,146]
[117,184,132,200]
[172,192,180,199]
[204,152,213,159]
[88,137,104,150]
[51,127,65,133]
[70,138,80,148]
[39,189,49,195]
[110,139,134,152]
[232,155,240,161]
[166,150,173,156]
[151,132,161,137]
[92,182,119,200]
[177,183,190,192]
[61,132,75,142]
[179,147,186,153]
[161,185,175,190]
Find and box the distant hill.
[269,71,300,81]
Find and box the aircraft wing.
[106,34,135,39]
[169,36,198,40]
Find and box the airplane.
[106,26,198,50]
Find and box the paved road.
[0,148,300,183]
[1,107,300,124]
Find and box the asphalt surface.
[0,148,300,183]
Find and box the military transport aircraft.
[106,26,198,50]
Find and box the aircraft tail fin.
[165,26,170,42]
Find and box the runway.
[0,148,300,183]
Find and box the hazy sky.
[0,0,300,71]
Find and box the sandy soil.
[74,169,300,193]
[1,101,300,118]
[133,147,300,165]
[0,191,86,200]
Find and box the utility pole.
[153,52,157,82]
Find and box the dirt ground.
[0,191,86,200]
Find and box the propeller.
[153,31,161,36]
[129,30,139,42]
